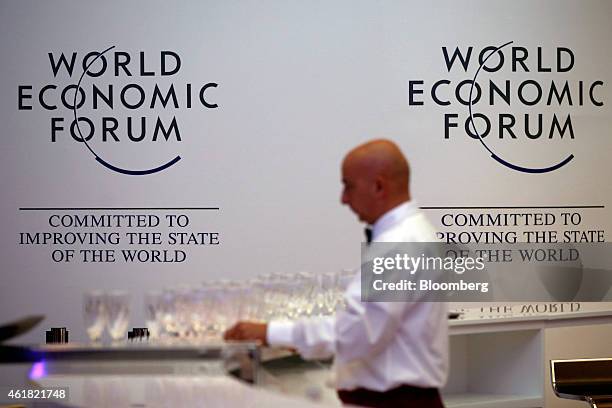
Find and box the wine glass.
[105,291,130,342]
[83,291,106,343]
[144,291,163,340]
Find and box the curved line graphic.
[491,153,574,174]
[72,46,114,159]
[467,41,573,174]
[72,45,181,175]
[96,155,181,175]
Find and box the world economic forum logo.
[18,46,219,175]
[408,42,605,173]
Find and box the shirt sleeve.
[266,320,296,347]
[267,316,336,360]
[265,239,424,362]
[266,275,407,363]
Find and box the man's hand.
[223,321,268,345]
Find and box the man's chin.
[349,208,368,223]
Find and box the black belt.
[337,384,444,408]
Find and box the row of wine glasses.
[144,270,357,341]
[83,270,357,343]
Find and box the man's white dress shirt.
[267,201,449,392]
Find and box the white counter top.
[450,309,612,335]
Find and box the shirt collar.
[370,200,417,241]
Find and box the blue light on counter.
[29,361,47,379]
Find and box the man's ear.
[374,176,385,194]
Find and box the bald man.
[340,139,411,226]
[225,140,448,408]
